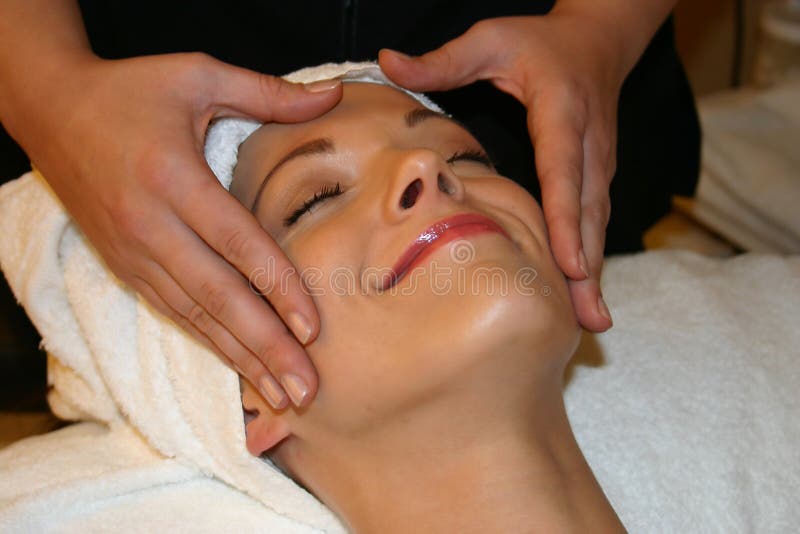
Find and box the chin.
[403,249,579,373]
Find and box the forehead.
[251,82,451,144]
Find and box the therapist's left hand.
[380,11,632,332]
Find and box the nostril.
[399,178,423,209]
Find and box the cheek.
[475,178,548,241]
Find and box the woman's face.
[232,83,579,439]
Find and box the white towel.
[566,250,800,533]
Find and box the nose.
[384,149,465,222]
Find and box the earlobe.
[245,414,290,456]
[241,378,291,456]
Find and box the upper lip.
[381,212,510,290]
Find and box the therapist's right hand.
[6,53,342,409]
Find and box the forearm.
[0,0,96,141]
[552,0,678,78]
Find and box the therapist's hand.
[11,53,342,409]
[380,12,634,332]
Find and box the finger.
[176,167,320,347]
[567,125,614,332]
[529,91,589,282]
[131,275,224,361]
[133,266,292,409]
[207,58,343,123]
[149,211,319,408]
[378,24,498,91]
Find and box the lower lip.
[382,216,509,290]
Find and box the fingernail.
[303,79,341,93]
[597,294,613,324]
[259,374,287,409]
[281,374,309,407]
[578,250,590,279]
[287,311,313,344]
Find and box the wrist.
[0,51,101,153]
[549,0,676,81]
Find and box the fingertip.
[379,48,412,64]
[597,293,613,329]
[568,279,613,333]
[261,334,320,408]
[286,311,314,346]
[256,77,343,124]
[378,48,416,84]
[258,373,290,410]
[302,78,342,94]
[290,80,343,118]
[578,249,590,280]
[550,232,588,281]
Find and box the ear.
[241,378,291,456]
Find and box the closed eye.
[447,149,494,169]
[283,182,343,227]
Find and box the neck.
[282,382,625,534]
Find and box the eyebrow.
[404,108,471,133]
[250,137,334,212]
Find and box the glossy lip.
[381,213,511,290]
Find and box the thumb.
[208,59,343,123]
[379,28,496,92]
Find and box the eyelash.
[284,182,343,226]
[282,148,493,227]
[447,148,494,168]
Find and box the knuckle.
[239,356,265,382]
[222,229,253,267]
[582,199,611,228]
[540,159,583,187]
[253,336,283,370]
[176,313,201,337]
[134,147,181,194]
[179,52,214,79]
[199,282,230,320]
[111,197,150,246]
[470,18,498,42]
[559,77,587,102]
[186,302,217,335]
[250,268,276,296]
[221,349,250,376]
[169,52,217,102]
[257,73,284,101]
[544,210,579,234]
